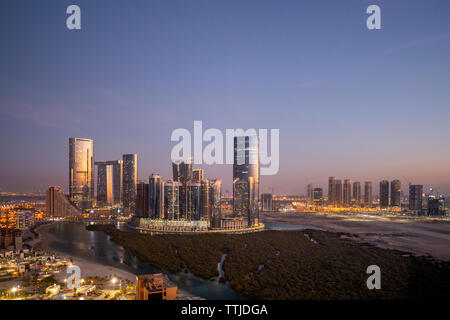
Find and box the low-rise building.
[136,273,177,300]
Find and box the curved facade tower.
[69,137,94,210]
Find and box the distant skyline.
[1,1,450,195]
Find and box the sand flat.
[261,212,450,261]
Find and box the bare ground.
[261,212,450,261]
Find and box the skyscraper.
[173,158,193,220]
[185,181,201,220]
[200,179,210,220]
[427,196,446,216]
[364,181,373,207]
[69,137,94,210]
[233,135,259,226]
[343,179,352,207]
[335,179,343,207]
[313,188,323,206]
[172,158,193,183]
[164,180,181,220]
[123,154,137,214]
[149,174,164,219]
[261,193,273,212]
[193,169,204,183]
[353,181,361,206]
[209,179,222,228]
[328,176,336,206]
[95,160,123,207]
[409,185,423,211]
[307,184,313,203]
[390,180,401,207]
[136,182,149,218]
[379,180,389,208]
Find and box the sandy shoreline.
[30,222,193,297]
[261,212,450,261]
[31,222,137,283]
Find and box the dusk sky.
[1,0,450,195]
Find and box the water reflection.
[44,222,244,300]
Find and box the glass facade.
[164,180,181,220]
[233,135,259,226]
[149,174,164,219]
[122,154,137,214]
[379,180,389,208]
[69,137,94,210]
[95,160,123,207]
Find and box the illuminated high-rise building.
[409,185,423,211]
[69,137,94,210]
[164,180,181,220]
[233,135,259,226]
[343,179,352,207]
[193,169,204,183]
[95,160,122,207]
[313,188,323,206]
[261,193,273,212]
[328,177,336,206]
[390,180,401,207]
[353,181,361,206]
[123,154,137,214]
[379,180,389,208]
[209,179,222,228]
[233,177,258,226]
[185,181,201,220]
[364,181,373,207]
[172,158,193,183]
[335,179,343,207]
[200,180,210,220]
[149,174,164,219]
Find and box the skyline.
[2,1,450,195]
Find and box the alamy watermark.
[171,121,280,175]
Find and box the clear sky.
[1,0,450,196]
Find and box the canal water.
[43,222,244,300]
[42,221,320,299]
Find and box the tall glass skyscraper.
[149,174,164,219]
[172,158,193,183]
[409,185,423,211]
[122,154,137,214]
[390,180,401,207]
[95,160,123,207]
[136,182,149,218]
[353,181,361,206]
[364,181,373,207]
[232,135,259,226]
[164,180,181,220]
[209,179,222,228]
[328,176,336,206]
[343,179,352,207]
[69,137,94,210]
[379,180,389,208]
[185,181,201,220]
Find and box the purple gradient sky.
[1,0,450,196]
